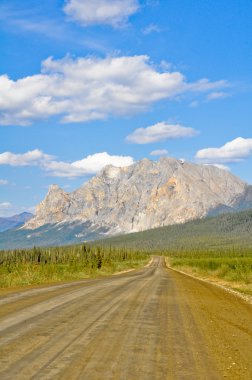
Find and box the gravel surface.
[0,256,251,379]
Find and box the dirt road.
[0,257,251,380]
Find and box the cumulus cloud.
[126,122,198,144]
[0,179,8,185]
[64,0,139,27]
[43,152,134,177]
[150,149,168,156]
[0,149,53,166]
[196,137,252,163]
[0,55,227,126]
[0,150,134,178]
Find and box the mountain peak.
[48,184,63,193]
[24,184,70,229]
[23,157,248,233]
[100,165,122,179]
[18,212,33,217]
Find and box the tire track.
[0,256,251,380]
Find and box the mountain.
[0,221,108,250]
[1,157,251,250]
[0,212,33,233]
[233,185,252,211]
[24,158,248,234]
[96,209,252,252]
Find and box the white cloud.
[43,152,134,177]
[64,0,139,27]
[0,150,134,178]
[126,122,198,144]
[73,152,133,172]
[0,4,107,53]
[0,149,53,166]
[189,78,228,93]
[142,23,161,35]
[150,149,168,156]
[0,202,12,209]
[196,137,252,163]
[0,55,227,126]
[207,91,229,101]
[160,60,172,71]
[189,90,229,107]
[0,179,8,185]
[0,202,34,217]
[42,152,134,177]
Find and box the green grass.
[0,245,149,289]
[2,210,252,294]
[166,251,252,296]
[97,210,252,297]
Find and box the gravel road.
[0,256,251,380]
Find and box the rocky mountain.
[233,185,252,211]
[0,221,108,250]
[96,209,252,252]
[0,212,33,233]
[24,158,249,235]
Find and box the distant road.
[0,257,251,379]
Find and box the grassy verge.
[0,245,149,289]
[165,252,252,296]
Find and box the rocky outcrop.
[24,158,248,234]
[25,185,70,229]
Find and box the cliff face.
[25,185,71,229]
[24,158,248,233]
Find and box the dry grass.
[166,255,252,296]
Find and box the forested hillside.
[97,209,252,252]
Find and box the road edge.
[112,257,153,276]
[165,258,252,305]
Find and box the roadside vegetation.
[98,210,252,296]
[0,245,149,289]
[1,210,252,295]
[164,249,252,296]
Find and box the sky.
[0,0,252,216]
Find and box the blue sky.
[0,0,252,216]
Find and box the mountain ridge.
[24,157,249,234]
[95,208,252,252]
[1,208,252,250]
[0,212,33,233]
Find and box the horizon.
[1,0,252,216]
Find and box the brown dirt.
[0,256,251,379]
